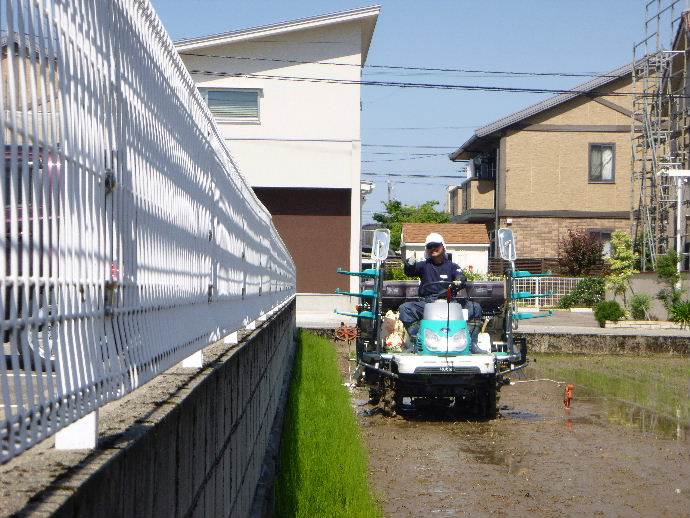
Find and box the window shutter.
[201,89,259,121]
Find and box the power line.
[180,51,617,79]
[187,69,641,97]
[363,125,480,130]
[362,172,464,179]
[362,144,458,149]
[362,155,451,163]
[363,151,449,156]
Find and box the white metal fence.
[0,0,295,463]
[513,276,582,308]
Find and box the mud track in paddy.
[334,341,690,517]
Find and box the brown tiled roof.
[401,223,489,245]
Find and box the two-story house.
[449,63,634,262]
[175,7,380,324]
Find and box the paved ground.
[518,311,690,337]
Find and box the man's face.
[427,243,444,259]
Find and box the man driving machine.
[399,232,482,345]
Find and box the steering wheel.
[419,280,463,299]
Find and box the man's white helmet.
[425,232,445,248]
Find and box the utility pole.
[387,179,394,203]
[661,169,690,289]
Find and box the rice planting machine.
[334,228,553,417]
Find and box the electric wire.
[186,69,644,97]
[362,172,464,179]
[179,51,621,79]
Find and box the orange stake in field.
[564,384,575,409]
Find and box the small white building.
[401,223,490,274]
[175,6,380,300]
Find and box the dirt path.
[334,341,690,517]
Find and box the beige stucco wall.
[468,179,494,210]
[500,78,634,213]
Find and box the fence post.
[55,411,99,450]
[535,277,541,310]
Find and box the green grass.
[529,353,690,421]
[275,331,381,518]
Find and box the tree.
[373,200,450,250]
[557,229,605,276]
[605,231,638,307]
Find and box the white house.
[401,223,490,274]
[175,6,380,314]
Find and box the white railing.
[513,276,581,308]
[0,0,295,463]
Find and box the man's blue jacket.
[403,256,467,298]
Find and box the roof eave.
[174,5,380,65]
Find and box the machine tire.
[482,381,498,419]
[381,379,398,417]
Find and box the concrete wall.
[19,301,297,518]
[613,272,690,320]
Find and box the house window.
[198,88,260,123]
[588,229,613,257]
[589,143,615,183]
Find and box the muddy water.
[336,343,690,517]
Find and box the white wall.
[402,244,489,274]
[180,21,364,291]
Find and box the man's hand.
[405,256,416,267]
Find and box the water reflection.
[600,398,688,441]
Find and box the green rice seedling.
[529,354,690,422]
[275,331,381,518]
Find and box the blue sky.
[151,0,647,221]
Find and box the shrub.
[655,251,687,317]
[605,231,638,307]
[629,293,652,320]
[594,300,625,327]
[656,250,681,288]
[669,300,690,328]
[557,277,605,309]
[386,265,415,280]
[557,229,605,276]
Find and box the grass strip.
[275,331,381,518]
[529,353,690,421]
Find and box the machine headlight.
[447,330,468,351]
[424,329,445,350]
[423,329,468,352]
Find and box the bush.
[669,300,690,328]
[655,251,686,318]
[557,229,605,276]
[656,250,681,288]
[594,300,625,327]
[557,277,605,309]
[386,265,415,280]
[629,293,652,320]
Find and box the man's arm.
[451,263,467,288]
[403,257,420,277]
